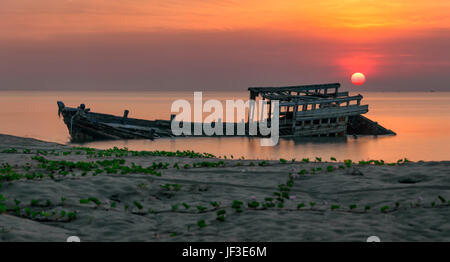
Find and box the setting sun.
[351,72,366,86]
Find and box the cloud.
[1,0,449,40]
[0,29,449,91]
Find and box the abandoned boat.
[57,83,395,142]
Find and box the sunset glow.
[2,1,450,38]
[351,73,366,86]
[1,0,449,91]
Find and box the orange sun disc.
[351,72,366,86]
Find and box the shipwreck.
[57,83,395,142]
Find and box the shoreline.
[1,133,449,241]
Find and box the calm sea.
[0,90,449,162]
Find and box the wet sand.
[0,134,449,242]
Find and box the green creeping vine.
[74,147,216,159]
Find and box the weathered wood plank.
[279,95,363,106]
[294,105,369,120]
[248,83,340,93]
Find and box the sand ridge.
[0,134,449,242]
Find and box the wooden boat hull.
[57,101,173,142]
[57,93,395,142]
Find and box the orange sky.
[1,0,449,91]
[2,0,449,38]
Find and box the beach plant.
[161,184,182,192]
[330,157,337,161]
[67,211,77,221]
[315,157,322,162]
[80,199,90,204]
[137,183,148,190]
[216,210,226,222]
[302,158,310,163]
[89,197,101,206]
[298,169,307,175]
[438,195,447,204]
[217,210,226,216]
[349,204,357,210]
[36,150,48,156]
[380,205,389,213]
[0,203,6,214]
[196,205,207,212]
[76,146,216,159]
[171,204,179,211]
[133,201,143,210]
[182,202,190,209]
[210,201,220,208]
[1,148,18,154]
[216,215,226,222]
[197,219,207,228]
[331,205,340,210]
[374,160,384,166]
[232,200,243,209]
[297,203,305,209]
[258,161,268,166]
[279,158,287,164]
[232,200,244,213]
[248,201,260,208]
[327,166,334,172]
[22,149,32,154]
[344,160,352,168]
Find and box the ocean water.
[0,90,449,162]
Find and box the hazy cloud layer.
[0,1,449,91]
[1,29,449,91]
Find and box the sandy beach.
[0,133,449,242]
